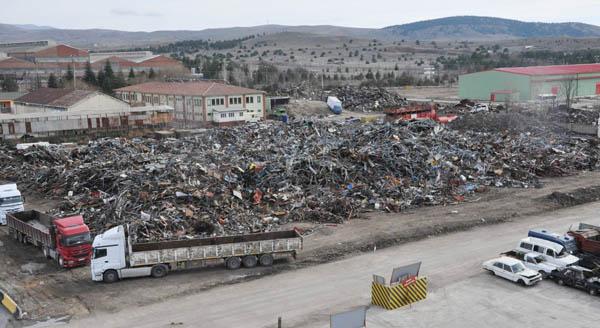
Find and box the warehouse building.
[13,88,130,114]
[459,64,600,102]
[115,81,266,127]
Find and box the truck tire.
[58,256,65,268]
[242,255,258,268]
[151,264,168,278]
[226,257,242,270]
[259,254,274,267]
[43,247,50,259]
[103,270,119,283]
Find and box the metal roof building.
[459,63,600,102]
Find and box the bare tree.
[561,75,577,109]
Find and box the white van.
[515,237,579,268]
[0,184,25,225]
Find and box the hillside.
[382,16,600,40]
[2,16,600,48]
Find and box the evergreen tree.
[97,70,106,91]
[148,68,156,79]
[64,65,74,81]
[83,61,96,85]
[47,73,58,88]
[1,76,18,92]
[128,68,135,79]
[114,72,127,89]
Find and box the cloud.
[110,9,162,17]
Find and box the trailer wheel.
[151,264,168,278]
[43,247,50,259]
[259,254,274,267]
[103,270,119,283]
[242,255,258,268]
[226,257,242,270]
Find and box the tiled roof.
[116,81,265,97]
[15,88,96,108]
[34,44,88,58]
[495,64,600,76]
[0,57,36,69]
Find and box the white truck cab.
[0,184,25,225]
[91,225,130,282]
[516,237,579,268]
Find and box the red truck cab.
[53,215,92,268]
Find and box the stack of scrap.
[325,86,407,112]
[1,120,599,242]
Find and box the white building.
[115,81,266,127]
[13,88,130,114]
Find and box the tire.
[58,256,65,268]
[226,257,242,270]
[151,264,168,278]
[259,254,274,267]
[590,288,598,296]
[43,247,50,259]
[539,271,547,279]
[103,270,119,283]
[242,255,258,268]
[557,279,565,286]
[517,279,526,286]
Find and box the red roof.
[116,81,265,97]
[495,64,600,76]
[15,88,96,108]
[35,44,88,58]
[0,57,36,69]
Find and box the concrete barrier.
[0,289,22,319]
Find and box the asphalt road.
[67,202,600,328]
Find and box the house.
[459,64,600,102]
[115,81,266,127]
[13,88,130,114]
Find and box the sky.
[2,0,600,31]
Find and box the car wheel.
[517,279,526,286]
[151,264,168,278]
[539,271,547,279]
[557,279,565,286]
[226,257,242,270]
[103,270,119,283]
[590,288,598,296]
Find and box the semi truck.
[91,225,303,283]
[7,210,92,268]
[0,184,24,225]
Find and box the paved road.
[1,306,11,328]
[68,202,600,328]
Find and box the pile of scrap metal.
[1,120,599,242]
[384,103,457,124]
[324,86,407,112]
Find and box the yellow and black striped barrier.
[0,289,22,319]
[371,277,428,310]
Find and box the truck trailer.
[91,225,303,283]
[7,210,92,268]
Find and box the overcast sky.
[2,0,600,31]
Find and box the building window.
[220,113,226,118]
[211,98,224,106]
[229,97,242,105]
[245,96,254,104]
[194,98,201,107]
[239,112,243,117]
[228,112,235,118]
[257,96,261,103]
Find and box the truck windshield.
[62,233,92,246]
[0,196,23,206]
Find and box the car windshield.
[0,196,23,206]
[62,232,92,246]
[556,248,568,257]
[511,263,525,273]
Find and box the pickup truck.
[515,237,579,268]
[502,251,558,277]
[483,257,543,286]
[550,266,600,296]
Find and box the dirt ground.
[388,86,459,101]
[3,171,600,325]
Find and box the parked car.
[515,237,580,268]
[550,266,600,296]
[470,103,489,113]
[502,251,559,278]
[483,257,543,286]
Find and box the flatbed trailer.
[91,225,303,282]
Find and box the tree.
[83,61,96,85]
[96,70,105,89]
[47,73,58,88]
[64,64,74,81]
[128,68,135,79]
[1,76,18,92]
[148,68,156,79]
[561,76,578,109]
[113,72,127,89]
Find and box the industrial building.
[12,88,130,114]
[115,81,266,127]
[459,64,600,102]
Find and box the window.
[239,112,243,117]
[546,249,555,257]
[194,98,202,107]
[211,98,224,106]
[229,97,242,105]
[493,262,503,269]
[228,112,235,117]
[93,248,107,259]
[257,96,261,103]
[245,96,254,104]
[533,245,544,253]
[520,242,533,251]
[221,113,226,118]
[502,264,512,272]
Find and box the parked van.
[515,237,579,268]
[528,229,578,253]
[0,184,25,225]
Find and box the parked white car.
[502,251,559,278]
[515,237,580,268]
[483,257,543,286]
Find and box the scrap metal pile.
[1,120,599,242]
[324,86,407,112]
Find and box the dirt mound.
[546,186,600,207]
